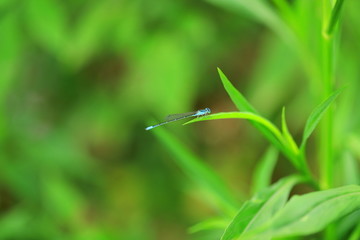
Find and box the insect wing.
[165,111,197,121]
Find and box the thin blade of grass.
[152,127,239,215]
[217,68,257,113]
[300,88,343,150]
[185,112,283,146]
[217,69,294,161]
[189,218,229,234]
[185,111,301,169]
[281,107,299,154]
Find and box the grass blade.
[152,127,239,215]
[300,88,343,150]
[217,69,298,163]
[184,111,304,171]
[217,68,257,113]
[185,112,283,142]
[221,175,304,240]
[244,185,360,239]
[189,218,229,234]
[281,107,299,154]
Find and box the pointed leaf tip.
[301,88,344,150]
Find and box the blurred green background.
[1,0,360,239]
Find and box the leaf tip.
[217,67,224,77]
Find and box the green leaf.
[185,112,283,142]
[246,185,360,239]
[217,68,257,113]
[300,88,343,150]
[281,107,299,154]
[335,210,360,240]
[189,218,229,234]
[251,146,278,195]
[221,175,304,240]
[152,127,239,215]
[216,69,296,162]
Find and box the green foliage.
[153,126,239,215]
[221,175,304,240]
[0,0,358,239]
[244,185,360,239]
[183,66,351,238]
[281,107,299,155]
[189,218,229,234]
[300,88,343,150]
[216,68,297,166]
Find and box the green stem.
[321,1,339,239]
[298,152,319,190]
[319,0,335,191]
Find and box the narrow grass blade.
[221,175,304,240]
[185,112,283,142]
[281,107,299,154]
[217,68,257,113]
[217,69,296,162]
[251,146,278,195]
[152,127,239,215]
[189,218,229,234]
[300,88,343,150]
[245,185,360,239]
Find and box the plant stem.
[319,0,335,191]
[321,1,343,239]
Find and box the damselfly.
[145,108,211,130]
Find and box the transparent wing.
[165,111,197,121]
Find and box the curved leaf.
[185,112,284,144]
[245,185,360,239]
[221,175,304,240]
[217,68,257,113]
[189,218,229,234]
[281,107,299,154]
[300,88,343,150]
[216,69,297,163]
